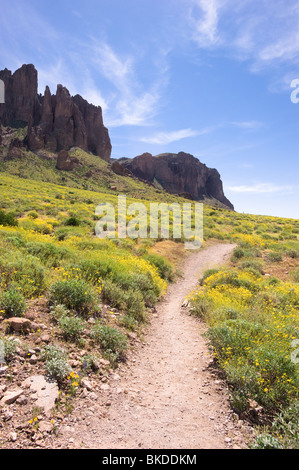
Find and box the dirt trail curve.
[57,242,252,449]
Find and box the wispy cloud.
[139,128,201,145]
[227,183,294,194]
[0,0,60,71]
[89,40,166,127]
[230,120,264,130]
[37,60,78,96]
[0,0,168,129]
[188,0,220,47]
[237,162,254,169]
[186,0,299,83]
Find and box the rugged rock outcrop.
[5,137,25,161]
[0,64,111,161]
[111,160,132,176]
[0,64,41,126]
[120,152,234,209]
[56,150,80,171]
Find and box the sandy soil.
[55,242,254,449]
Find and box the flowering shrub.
[49,279,98,316]
[0,286,26,317]
[189,266,299,413]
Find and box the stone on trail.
[0,388,24,405]
[22,375,59,416]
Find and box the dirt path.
[56,242,253,449]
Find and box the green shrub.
[125,290,146,322]
[211,306,240,323]
[49,304,71,322]
[118,314,138,331]
[143,253,174,281]
[286,249,299,259]
[0,210,18,227]
[251,401,299,449]
[75,257,161,306]
[4,235,25,247]
[41,344,71,381]
[81,353,99,372]
[27,211,38,219]
[231,247,244,261]
[206,319,265,359]
[251,435,283,449]
[290,268,299,283]
[200,268,219,284]
[58,314,86,341]
[0,254,46,298]
[54,227,83,241]
[239,259,264,275]
[203,269,260,293]
[101,279,146,322]
[117,271,159,306]
[91,323,127,364]
[267,251,283,262]
[189,296,212,319]
[101,279,127,310]
[65,216,80,226]
[0,287,26,317]
[14,256,46,297]
[0,336,17,361]
[25,242,72,267]
[49,279,97,315]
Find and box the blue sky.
[0,0,298,218]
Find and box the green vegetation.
[0,209,18,227]
[0,148,298,448]
[49,279,98,316]
[189,219,299,448]
[0,286,26,317]
[41,345,72,381]
[91,323,128,366]
[58,313,86,342]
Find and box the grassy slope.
[0,125,299,448]
[0,125,234,210]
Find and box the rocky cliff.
[118,152,234,209]
[0,64,111,161]
[0,65,233,209]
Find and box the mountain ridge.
[0,64,233,209]
[116,151,234,210]
[0,64,111,161]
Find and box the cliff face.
[0,64,111,161]
[120,152,234,209]
[0,65,232,208]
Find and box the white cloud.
[258,31,299,63]
[139,128,200,145]
[37,60,77,96]
[237,162,254,169]
[81,83,109,113]
[188,0,220,47]
[91,42,134,94]
[186,0,299,82]
[231,120,264,130]
[227,183,293,194]
[89,40,166,127]
[0,0,167,129]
